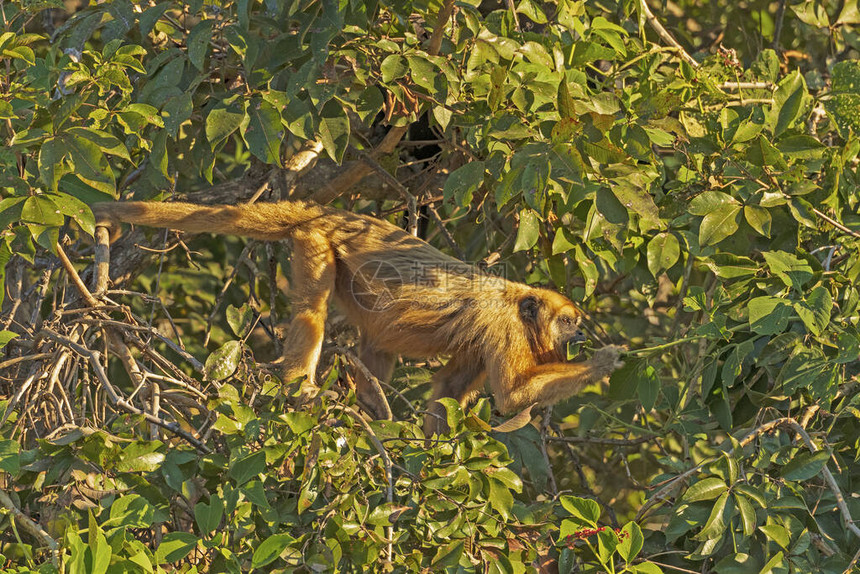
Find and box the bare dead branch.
[39,328,211,453]
[93,226,111,297]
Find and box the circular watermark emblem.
[350,259,402,312]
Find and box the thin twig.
[0,487,60,568]
[337,347,393,420]
[639,0,698,68]
[717,81,774,90]
[0,353,53,371]
[425,203,466,260]
[546,435,653,447]
[771,0,788,50]
[56,243,98,307]
[341,405,394,563]
[812,207,860,239]
[539,407,559,495]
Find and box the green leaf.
[516,0,547,24]
[3,45,34,65]
[646,232,680,276]
[777,134,826,160]
[681,477,727,503]
[835,331,860,363]
[206,100,245,148]
[406,55,440,95]
[204,340,243,381]
[699,204,740,246]
[609,359,642,399]
[743,205,771,237]
[188,19,213,71]
[760,525,790,550]
[0,439,20,474]
[282,98,314,140]
[595,186,629,225]
[39,137,66,190]
[688,191,737,216]
[380,54,408,83]
[242,98,282,165]
[617,522,644,563]
[732,106,765,142]
[793,285,831,336]
[748,296,792,335]
[513,209,540,252]
[611,181,661,231]
[637,364,660,411]
[252,533,296,568]
[107,494,156,528]
[762,250,813,290]
[488,477,514,520]
[88,511,110,574]
[229,449,266,485]
[695,490,732,540]
[162,93,194,140]
[318,99,350,163]
[50,192,94,236]
[66,127,130,160]
[551,228,576,255]
[825,61,860,137]
[194,496,224,533]
[791,2,829,27]
[22,195,63,227]
[354,86,384,124]
[770,70,805,137]
[226,304,254,338]
[443,161,484,207]
[114,441,165,472]
[64,134,115,193]
[559,495,600,527]
[573,244,599,297]
[746,135,787,169]
[734,494,757,536]
[431,540,464,568]
[156,532,198,564]
[780,449,830,481]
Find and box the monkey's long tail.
[92,200,329,241]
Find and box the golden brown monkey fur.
[93,199,623,433]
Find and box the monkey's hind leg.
[424,355,486,436]
[353,340,395,420]
[276,231,336,400]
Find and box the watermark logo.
[350,260,510,313]
[350,260,402,312]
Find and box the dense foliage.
[0,0,858,572]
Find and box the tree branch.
[640,0,698,68]
[0,487,59,568]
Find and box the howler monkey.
[93,199,623,434]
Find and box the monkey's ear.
[519,295,541,323]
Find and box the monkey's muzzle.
[569,330,587,344]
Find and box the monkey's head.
[518,290,586,363]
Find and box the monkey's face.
[519,291,586,363]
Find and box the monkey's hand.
[591,345,625,376]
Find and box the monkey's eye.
[559,315,573,326]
